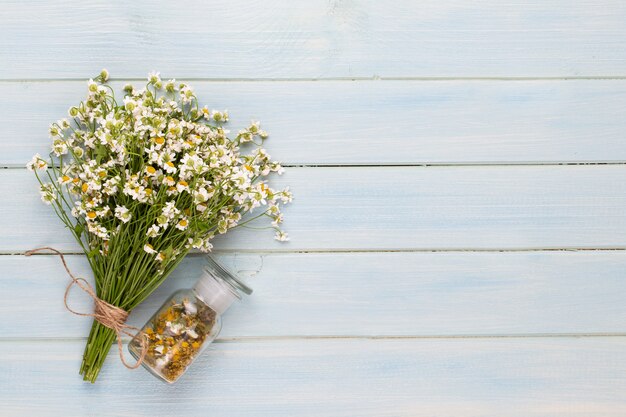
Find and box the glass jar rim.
[204,256,253,296]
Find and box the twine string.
[24,246,148,369]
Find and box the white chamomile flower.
[58,175,73,185]
[165,79,176,92]
[248,120,261,134]
[272,163,285,175]
[280,187,293,203]
[148,71,161,84]
[156,215,169,228]
[145,165,158,177]
[176,180,189,193]
[271,213,284,227]
[143,243,157,254]
[26,154,48,171]
[200,243,213,253]
[162,201,180,219]
[188,237,203,249]
[175,218,188,231]
[274,231,289,242]
[114,206,132,223]
[162,160,177,174]
[52,139,68,156]
[155,252,165,262]
[193,187,210,203]
[39,183,56,205]
[211,109,229,123]
[87,78,98,94]
[163,175,175,186]
[48,124,61,138]
[180,85,194,103]
[123,97,137,112]
[146,224,160,238]
[88,223,109,239]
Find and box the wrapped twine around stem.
[24,247,148,369]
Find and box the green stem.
[79,321,117,383]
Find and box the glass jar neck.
[193,270,240,314]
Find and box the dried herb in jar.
[130,257,252,383]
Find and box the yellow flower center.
[145,188,153,195]
[81,183,89,193]
[166,161,175,168]
[178,180,188,187]
[61,175,70,182]
[146,166,156,174]
[154,137,165,145]
[178,219,188,227]
[98,171,106,178]
[87,212,97,219]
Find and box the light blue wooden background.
[1,0,626,415]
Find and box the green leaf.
[94,144,108,164]
[163,246,175,257]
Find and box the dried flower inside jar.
[129,257,252,383]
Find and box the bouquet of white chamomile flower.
[27,70,291,383]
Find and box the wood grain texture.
[4,165,626,252]
[2,251,626,339]
[3,80,626,166]
[2,338,626,416]
[2,0,626,79]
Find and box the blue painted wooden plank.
[2,251,626,339]
[2,0,626,79]
[3,80,626,166]
[3,166,626,251]
[1,338,625,416]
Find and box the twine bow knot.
[25,247,148,369]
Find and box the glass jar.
[129,256,252,383]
